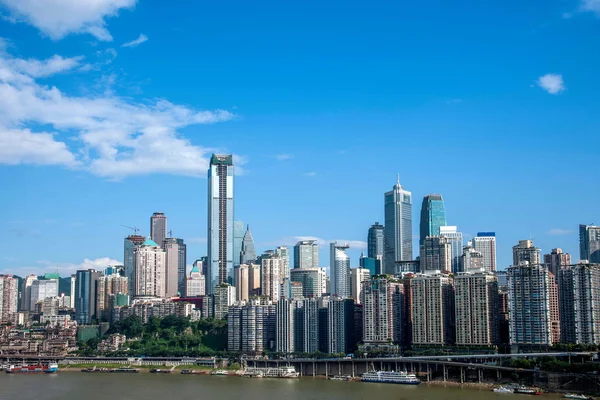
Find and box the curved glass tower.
[419,194,447,246]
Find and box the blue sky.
[1,0,599,276]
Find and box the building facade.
[472,232,497,272]
[150,212,167,249]
[276,298,295,353]
[75,269,100,324]
[462,243,484,272]
[580,224,600,263]
[0,275,18,323]
[240,225,257,264]
[367,222,385,264]
[411,273,455,346]
[261,256,282,302]
[124,234,145,296]
[186,265,205,297]
[384,177,413,273]
[290,267,323,298]
[361,276,406,344]
[513,240,541,266]
[544,248,571,277]
[420,236,452,273]
[351,268,371,304]
[439,226,463,273]
[454,271,498,346]
[330,242,351,298]
[214,283,236,319]
[419,194,447,246]
[275,246,291,280]
[163,237,186,297]
[234,264,249,301]
[294,240,319,269]
[233,220,245,267]
[134,238,166,298]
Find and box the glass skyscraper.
[240,225,257,264]
[150,212,167,248]
[439,226,463,273]
[330,242,351,298]
[580,224,600,263]
[367,222,384,262]
[419,194,446,246]
[233,220,245,267]
[207,154,234,294]
[294,240,319,269]
[384,177,412,274]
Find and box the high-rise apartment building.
[351,268,371,304]
[361,276,406,344]
[290,267,323,298]
[275,246,290,279]
[439,226,463,273]
[261,256,282,302]
[150,212,167,248]
[454,271,498,346]
[30,279,58,310]
[276,298,295,353]
[419,194,447,246]
[163,237,186,297]
[507,262,552,347]
[0,275,18,323]
[20,274,37,311]
[420,236,452,273]
[367,222,385,264]
[513,240,541,266]
[207,154,235,293]
[134,238,166,298]
[327,297,354,354]
[186,264,205,297]
[240,225,257,264]
[411,273,455,346]
[472,232,496,272]
[384,177,412,273]
[548,272,561,344]
[214,283,236,319]
[294,298,320,353]
[75,269,100,324]
[294,240,319,269]
[247,263,261,297]
[96,274,128,321]
[462,243,484,272]
[228,300,276,354]
[124,234,145,296]
[544,248,571,277]
[579,224,600,263]
[330,242,351,298]
[70,274,76,309]
[235,264,249,302]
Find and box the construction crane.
[121,224,140,234]
[168,230,173,238]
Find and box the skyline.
[1,1,599,276]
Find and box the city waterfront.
[0,373,564,400]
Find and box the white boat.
[361,371,420,385]
[563,394,591,400]
[211,369,229,376]
[493,387,514,393]
[242,366,299,378]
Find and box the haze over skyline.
[1,1,599,276]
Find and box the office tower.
[290,267,323,298]
[579,224,600,263]
[227,303,243,351]
[367,222,385,263]
[384,177,413,273]
[150,212,167,248]
[134,238,166,298]
[472,232,497,272]
[214,283,236,319]
[96,275,128,321]
[462,243,484,272]
[235,264,249,301]
[30,279,58,310]
[207,154,235,294]
[361,276,406,344]
[507,262,552,347]
[0,275,18,323]
[227,301,276,354]
[276,246,291,279]
[544,248,571,277]
[124,234,145,296]
[548,272,561,344]
[294,240,319,269]
[163,237,186,297]
[495,270,508,290]
[359,253,381,276]
[290,282,303,299]
[246,263,261,297]
[330,242,351,298]
[513,240,541,266]
[351,268,371,304]
[232,220,245,268]
[498,287,510,345]
[193,257,208,277]
[420,236,452,273]
[70,274,76,308]
[75,269,100,324]
[454,271,498,346]
[439,226,463,273]
[261,256,282,302]
[411,273,455,345]
[558,265,576,343]
[327,297,354,354]
[320,268,328,295]
[20,274,37,311]
[186,264,205,297]
[276,298,295,353]
[240,225,257,264]
[419,194,447,246]
[293,298,320,353]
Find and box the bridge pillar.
[427,364,431,382]
[339,361,341,375]
[325,362,328,377]
[496,369,501,381]
[352,362,355,377]
[443,365,448,382]
[478,368,483,383]
[460,367,465,383]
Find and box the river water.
[0,373,560,400]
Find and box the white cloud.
[547,228,574,236]
[0,0,137,41]
[537,73,565,94]
[0,46,236,179]
[303,171,317,177]
[122,33,148,48]
[581,0,600,13]
[275,153,293,161]
[2,257,122,276]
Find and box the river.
[0,373,562,400]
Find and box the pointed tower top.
[397,173,400,184]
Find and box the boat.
[241,366,299,378]
[150,368,172,374]
[6,363,58,374]
[81,367,113,373]
[112,367,139,373]
[514,386,542,395]
[329,375,353,381]
[493,387,514,393]
[181,369,200,375]
[361,370,420,385]
[211,369,229,375]
[563,394,591,400]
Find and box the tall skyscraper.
[214,283,236,319]
[240,225,257,264]
[235,264,249,302]
[163,237,186,297]
[276,298,295,353]
[294,240,319,269]
[30,279,58,310]
[247,263,261,297]
[454,271,498,346]
[134,238,166,298]
[290,267,323,298]
[233,220,245,267]
[20,274,37,311]
[150,212,167,247]
[461,243,484,272]
[124,234,145,296]
[544,248,571,277]
[96,274,128,321]
[186,264,205,297]
[411,273,455,346]
[419,194,447,246]
[261,256,282,302]
[361,276,406,344]
[350,268,371,304]
[439,226,463,273]
[75,269,100,324]
[330,242,351,298]
[276,246,291,279]
[548,272,561,344]
[420,236,452,273]
[472,232,497,272]
[207,154,235,294]
[384,177,412,273]
[507,262,552,347]
[326,297,354,354]
[70,274,76,309]
[0,275,18,323]
[580,224,600,263]
[227,301,276,354]
[513,240,541,266]
[294,298,320,353]
[367,222,385,263]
